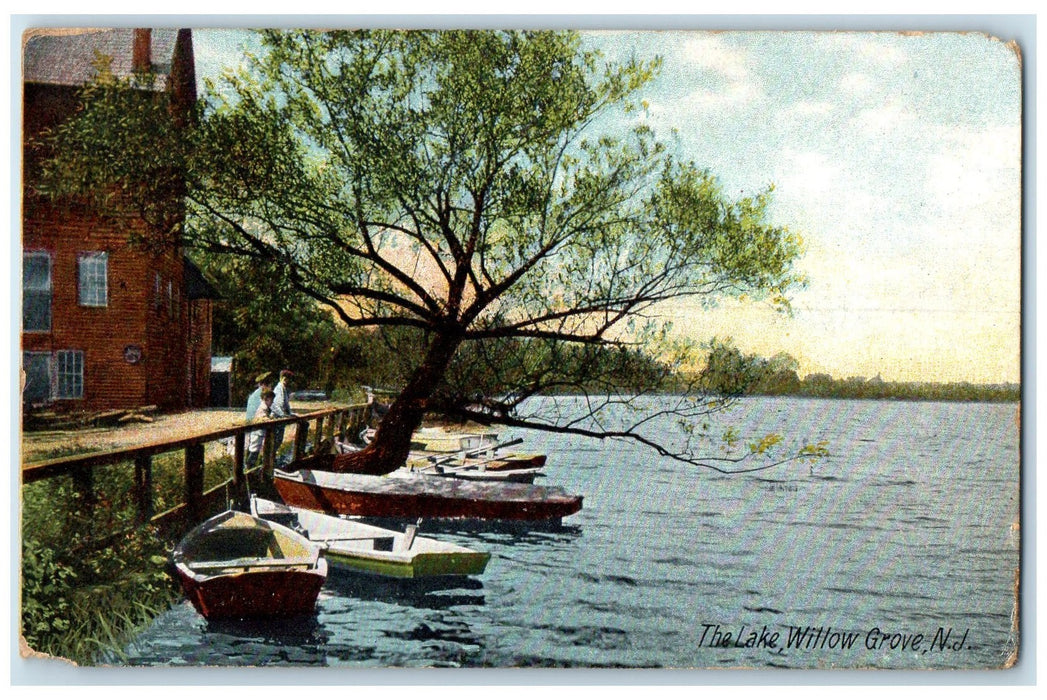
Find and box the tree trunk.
[308,331,462,475]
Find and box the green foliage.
[196,253,365,401]
[695,339,1019,403]
[31,53,187,249]
[799,440,831,463]
[748,432,783,455]
[21,525,178,664]
[698,338,769,399]
[21,541,76,638]
[21,473,180,663]
[19,449,237,664]
[38,29,810,471]
[785,375,1020,402]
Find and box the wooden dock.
[21,404,369,537]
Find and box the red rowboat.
[273,468,583,522]
[170,510,328,620]
[397,463,545,484]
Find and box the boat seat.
[189,555,316,571]
[317,536,396,552]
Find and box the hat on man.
[255,371,273,385]
[280,369,295,379]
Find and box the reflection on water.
[324,571,486,608]
[359,515,584,540]
[204,613,324,643]
[119,398,1019,669]
[116,603,331,666]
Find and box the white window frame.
[78,252,108,307]
[55,350,84,399]
[23,251,52,332]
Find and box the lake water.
[113,397,1020,670]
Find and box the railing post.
[313,416,326,456]
[337,410,348,443]
[72,466,96,507]
[185,444,205,522]
[134,455,153,524]
[294,419,308,462]
[343,408,354,442]
[262,428,277,480]
[230,432,247,508]
[324,413,336,447]
[233,432,245,486]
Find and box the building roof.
[184,257,221,300]
[22,28,181,89]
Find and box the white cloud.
[678,34,751,81]
[773,149,843,200]
[852,98,915,137]
[782,99,835,119]
[925,124,1021,206]
[653,32,1021,384]
[833,33,910,68]
[839,71,874,96]
[670,35,763,112]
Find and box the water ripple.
[118,398,1019,670]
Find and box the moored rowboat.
[274,468,583,522]
[251,496,491,578]
[409,427,500,453]
[170,510,327,620]
[395,463,545,484]
[362,426,501,453]
[407,451,547,473]
[356,430,548,476]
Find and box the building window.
[22,352,51,404]
[23,251,52,332]
[78,252,108,307]
[167,280,173,317]
[55,350,84,399]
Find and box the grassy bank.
[20,448,239,664]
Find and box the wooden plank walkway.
[21,404,370,536]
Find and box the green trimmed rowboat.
[251,497,490,578]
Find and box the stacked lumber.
[24,405,158,431]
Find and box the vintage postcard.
[15,19,1023,678]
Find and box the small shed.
[210,356,233,407]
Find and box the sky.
[588,30,1023,384]
[192,25,1023,385]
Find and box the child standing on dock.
[245,372,275,422]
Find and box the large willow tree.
[39,29,818,474]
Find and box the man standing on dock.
[270,370,296,450]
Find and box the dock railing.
[21,404,369,536]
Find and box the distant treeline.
[746,372,1021,403]
[677,341,1021,403]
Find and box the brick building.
[21,28,217,412]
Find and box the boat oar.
[425,436,525,465]
[463,436,524,458]
[416,437,527,474]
